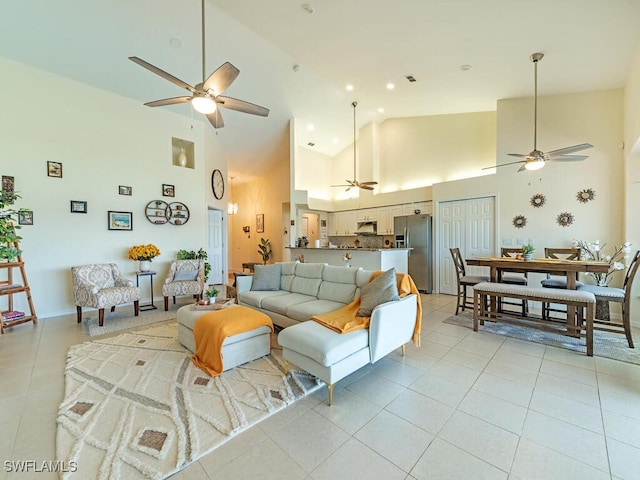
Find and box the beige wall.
[0,57,228,318]
[228,150,290,273]
[624,43,640,322]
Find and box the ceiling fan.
[484,52,592,172]
[332,101,378,191]
[128,0,269,129]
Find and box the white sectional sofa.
[237,262,419,404]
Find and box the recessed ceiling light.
[461,64,472,71]
[332,138,339,144]
[346,84,354,91]
[306,124,315,131]
[301,4,315,14]
[386,83,395,90]
[378,108,384,114]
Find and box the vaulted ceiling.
[2,0,639,179]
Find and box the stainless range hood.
[356,221,377,235]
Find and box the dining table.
[465,256,610,326]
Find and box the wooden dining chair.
[498,247,528,315]
[541,247,583,319]
[449,248,489,315]
[578,250,640,348]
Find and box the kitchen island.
[286,247,410,274]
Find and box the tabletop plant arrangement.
[128,244,161,272]
[572,239,631,286]
[521,244,535,261]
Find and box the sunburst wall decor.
[512,215,527,228]
[530,193,546,208]
[576,188,595,204]
[556,212,574,227]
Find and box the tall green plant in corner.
[0,190,27,261]
[258,237,272,264]
[177,248,211,283]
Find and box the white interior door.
[438,196,495,294]
[207,209,224,285]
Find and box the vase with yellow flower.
[128,244,161,272]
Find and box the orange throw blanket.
[191,306,273,377]
[311,272,422,346]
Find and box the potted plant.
[257,237,272,264]
[177,248,211,283]
[0,190,27,261]
[205,286,219,303]
[521,244,535,261]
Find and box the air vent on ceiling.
[405,75,417,83]
[307,142,315,147]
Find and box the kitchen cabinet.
[403,202,432,216]
[330,211,357,236]
[377,205,403,235]
[356,209,377,222]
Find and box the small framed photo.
[162,184,175,197]
[47,161,63,178]
[70,200,87,214]
[256,213,264,233]
[18,210,33,225]
[119,185,132,196]
[108,211,133,231]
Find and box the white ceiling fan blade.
[203,62,239,96]
[144,96,191,107]
[129,56,197,94]
[545,143,593,157]
[517,164,528,172]
[206,110,224,129]
[483,159,526,170]
[216,96,269,117]
[549,155,589,162]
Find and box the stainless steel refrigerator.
[394,214,433,293]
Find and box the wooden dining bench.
[473,282,596,356]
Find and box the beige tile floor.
[2,294,640,479]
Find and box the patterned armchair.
[162,259,205,311]
[71,263,141,326]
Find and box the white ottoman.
[177,305,272,372]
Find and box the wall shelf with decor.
[168,202,190,225]
[145,200,169,224]
[0,239,37,334]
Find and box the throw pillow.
[173,269,198,282]
[251,264,282,291]
[357,268,399,317]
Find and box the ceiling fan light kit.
[484,52,593,172]
[129,0,268,129]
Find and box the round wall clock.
[211,169,224,200]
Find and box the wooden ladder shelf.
[0,238,37,334]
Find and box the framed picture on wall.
[119,185,132,196]
[162,184,175,197]
[70,200,87,213]
[256,213,264,233]
[18,210,33,225]
[47,161,62,178]
[2,176,15,203]
[108,211,133,231]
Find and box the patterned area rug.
[57,322,321,479]
[444,313,640,364]
[81,303,186,338]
